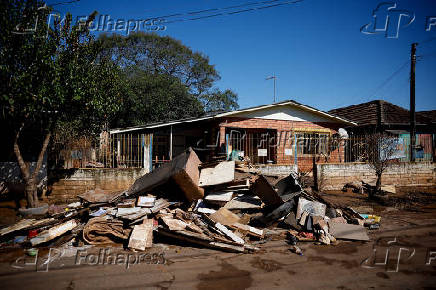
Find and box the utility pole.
[410,42,417,162]
[266,74,277,103]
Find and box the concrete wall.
[316,162,436,191]
[256,164,298,175]
[48,168,147,202]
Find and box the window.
[295,133,329,155]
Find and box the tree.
[97,32,239,127]
[113,71,203,128]
[201,89,239,113]
[0,1,123,207]
[363,133,399,198]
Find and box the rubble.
[0,147,377,258]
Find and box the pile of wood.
[0,148,374,254]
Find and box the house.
[107,100,356,172]
[329,100,435,161]
[328,100,435,134]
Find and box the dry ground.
[0,189,435,290]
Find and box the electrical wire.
[47,0,80,7]
[367,60,409,99]
[144,0,304,24]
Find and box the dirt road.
[1,194,436,289]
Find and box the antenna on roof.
[266,74,277,103]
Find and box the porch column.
[169,125,173,160]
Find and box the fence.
[297,134,434,163]
[227,130,434,164]
[54,133,152,169]
[54,132,434,169]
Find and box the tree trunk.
[375,173,382,192]
[13,124,51,208]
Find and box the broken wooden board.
[328,222,370,241]
[229,223,264,238]
[161,217,188,231]
[214,223,245,245]
[0,218,55,236]
[209,208,240,226]
[78,189,125,204]
[150,199,171,214]
[127,148,204,202]
[295,197,326,220]
[137,196,156,207]
[223,195,262,210]
[117,199,136,208]
[204,191,234,205]
[31,220,78,246]
[250,175,283,206]
[157,227,244,253]
[199,161,235,187]
[196,208,216,214]
[128,219,153,250]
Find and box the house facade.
[106,100,356,172]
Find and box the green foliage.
[0,1,123,135]
[97,32,239,127]
[201,89,239,113]
[114,71,203,128]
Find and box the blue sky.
[54,0,436,111]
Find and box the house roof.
[110,99,356,134]
[328,100,432,126]
[417,110,436,123]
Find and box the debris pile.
[0,148,378,255]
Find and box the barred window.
[295,133,329,155]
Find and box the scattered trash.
[0,148,375,257]
[289,245,303,256]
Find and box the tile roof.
[328,100,432,126]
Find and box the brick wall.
[218,117,343,170]
[47,168,147,203]
[316,162,436,191]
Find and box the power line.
[145,0,304,24]
[419,37,436,45]
[47,0,80,7]
[367,60,409,99]
[146,0,285,20]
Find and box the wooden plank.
[214,223,245,245]
[0,218,55,236]
[209,208,240,226]
[128,219,153,250]
[157,228,244,253]
[204,191,234,204]
[196,208,216,214]
[199,161,235,187]
[78,189,125,204]
[30,220,78,246]
[229,223,264,238]
[161,217,188,231]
